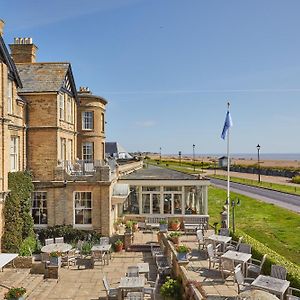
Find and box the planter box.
[159,224,168,232]
[50,256,61,267]
[14,256,33,268]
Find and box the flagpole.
[227,101,230,229]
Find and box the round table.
[41,243,72,253]
[237,289,278,300]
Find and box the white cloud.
[135,120,156,127]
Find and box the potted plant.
[49,251,62,266]
[125,221,133,233]
[160,277,181,299]
[170,218,181,231]
[114,239,123,252]
[132,220,138,232]
[159,219,168,232]
[168,231,181,244]
[113,219,122,232]
[4,287,26,300]
[176,244,190,261]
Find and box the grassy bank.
[208,186,300,265]
[210,174,300,196]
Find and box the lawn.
[208,186,300,265]
[210,174,300,196]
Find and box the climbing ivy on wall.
[2,171,34,253]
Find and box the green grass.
[208,186,300,265]
[210,174,300,196]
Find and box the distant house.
[218,156,228,168]
[105,142,133,160]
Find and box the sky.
[1,0,300,155]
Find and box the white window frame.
[82,142,93,162]
[32,191,48,227]
[73,191,92,227]
[82,111,94,130]
[59,93,65,120]
[10,136,19,172]
[7,79,13,114]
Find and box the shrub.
[169,232,181,238]
[292,176,300,184]
[233,229,300,290]
[50,251,62,257]
[176,244,190,253]
[81,241,93,255]
[159,220,168,225]
[114,239,123,246]
[35,225,101,244]
[4,287,26,299]
[19,236,37,256]
[125,221,133,229]
[160,277,181,299]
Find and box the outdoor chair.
[234,266,255,293]
[125,291,144,300]
[271,264,287,280]
[220,257,236,281]
[45,238,54,245]
[55,237,64,243]
[100,237,110,245]
[225,236,243,251]
[156,255,172,276]
[286,287,300,300]
[238,243,251,254]
[196,229,206,250]
[102,275,119,299]
[207,244,220,269]
[143,273,160,300]
[151,244,164,258]
[62,249,76,268]
[246,254,267,277]
[41,252,50,267]
[92,250,106,264]
[126,266,139,277]
[219,228,230,236]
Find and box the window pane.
[142,186,160,192]
[82,111,94,130]
[142,194,150,214]
[163,186,182,192]
[152,194,160,214]
[174,194,182,214]
[163,194,172,214]
[74,192,92,224]
[32,192,47,225]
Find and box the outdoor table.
[91,244,112,264]
[119,276,145,298]
[237,289,279,300]
[137,262,149,279]
[207,234,232,252]
[251,275,290,300]
[221,250,251,275]
[41,243,72,253]
[0,253,18,288]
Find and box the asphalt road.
[209,177,300,213]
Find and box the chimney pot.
[10,37,38,63]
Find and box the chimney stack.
[0,19,5,36]
[9,37,38,63]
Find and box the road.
[209,177,300,213]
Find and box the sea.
[168,153,300,161]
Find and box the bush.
[292,176,300,184]
[35,225,101,244]
[81,241,93,255]
[19,236,37,256]
[160,277,181,299]
[233,229,300,290]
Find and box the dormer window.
[82,111,94,130]
[7,80,13,114]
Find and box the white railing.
[59,160,105,176]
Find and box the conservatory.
[118,165,210,216]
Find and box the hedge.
[292,176,300,184]
[233,229,300,290]
[35,225,101,244]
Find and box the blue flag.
[221,111,233,140]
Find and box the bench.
[183,215,209,234]
[145,217,167,230]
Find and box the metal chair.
[220,257,236,281]
[196,229,206,250]
[156,255,172,276]
[102,275,119,299]
[100,237,110,245]
[143,273,160,300]
[286,287,300,300]
[55,237,64,243]
[45,238,54,245]
[126,266,139,277]
[246,254,267,277]
[207,244,220,269]
[92,250,106,264]
[238,243,251,254]
[62,249,76,268]
[150,243,164,258]
[226,236,243,251]
[271,265,287,280]
[234,266,255,293]
[125,292,144,300]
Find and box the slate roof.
[120,164,198,180]
[105,142,132,159]
[16,62,72,93]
